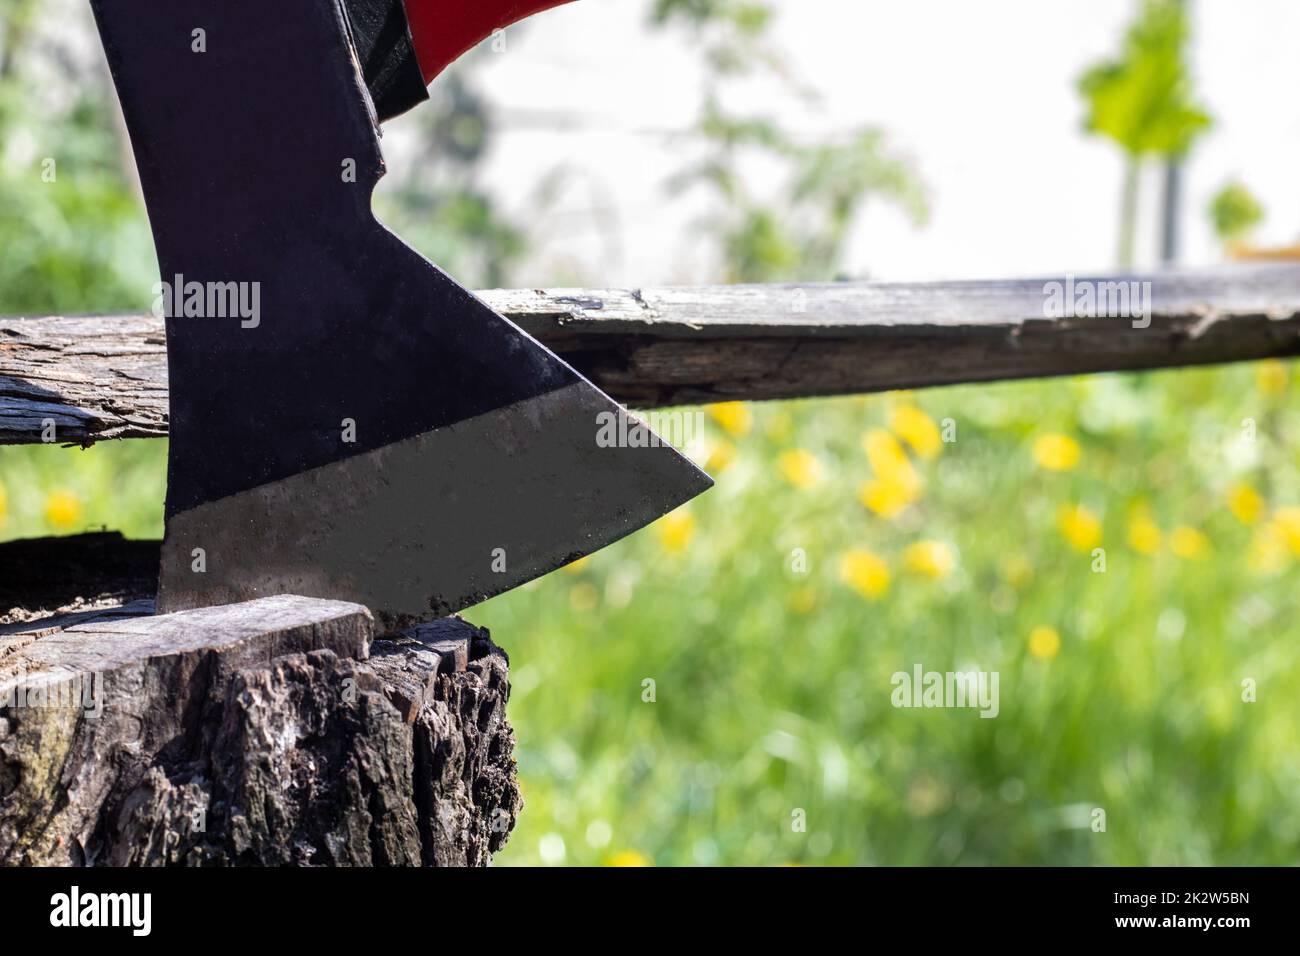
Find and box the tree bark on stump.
[0,593,521,866]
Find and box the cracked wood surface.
[0,594,520,866]
[2,264,1298,444]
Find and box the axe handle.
[403,0,576,83]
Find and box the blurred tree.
[375,60,526,288]
[1158,0,1192,265]
[1078,0,1211,268]
[649,0,927,282]
[0,0,36,79]
[0,0,527,305]
[1208,180,1263,250]
[0,0,155,313]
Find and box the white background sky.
[382,0,1300,288]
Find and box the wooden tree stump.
[0,584,521,866]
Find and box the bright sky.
[386,0,1300,287]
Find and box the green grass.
[3,361,1297,865]
[0,440,165,540]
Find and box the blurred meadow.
[2,0,1299,865]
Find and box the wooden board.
[3,264,1298,444]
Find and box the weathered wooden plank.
[1,312,170,443]
[2,264,1298,444]
[0,592,520,866]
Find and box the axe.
[90,0,711,628]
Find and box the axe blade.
[92,0,711,628]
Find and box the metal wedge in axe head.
[90,0,712,629]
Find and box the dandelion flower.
[777,448,823,488]
[1028,626,1061,660]
[44,490,82,531]
[1127,509,1161,555]
[765,411,794,443]
[1058,504,1101,551]
[656,510,696,553]
[1033,433,1081,471]
[705,440,737,474]
[1169,525,1209,560]
[1255,359,1288,396]
[707,402,752,438]
[858,478,917,518]
[903,540,956,579]
[787,586,818,615]
[1227,483,1264,526]
[1248,525,1290,573]
[890,405,942,460]
[607,850,651,867]
[862,428,920,492]
[1002,554,1034,589]
[1272,507,1300,555]
[839,549,890,599]
[562,555,591,574]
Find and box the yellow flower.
[705,441,737,474]
[0,482,7,526]
[1273,507,1300,554]
[562,555,592,574]
[1002,554,1034,589]
[1227,483,1264,526]
[569,581,599,612]
[707,401,752,438]
[862,428,920,493]
[777,448,823,488]
[889,405,942,460]
[858,427,924,518]
[902,540,956,579]
[1169,525,1209,560]
[1058,504,1101,551]
[1248,525,1290,573]
[1252,508,1300,571]
[1032,433,1081,471]
[44,490,83,530]
[656,510,696,553]
[765,411,794,443]
[607,850,652,867]
[1127,510,1162,555]
[839,549,890,600]
[1028,626,1061,660]
[1256,359,1288,396]
[858,478,918,518]
[787,586,818,615]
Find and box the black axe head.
[91,0,711,629]
[338,0,430,122]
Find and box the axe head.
[92,0,711,629]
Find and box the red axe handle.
[403,0,576,83]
